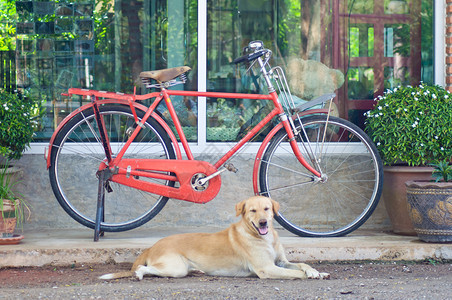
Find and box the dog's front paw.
[305,268,330,279]
[305,268,320,279]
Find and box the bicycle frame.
[47,86,328,204]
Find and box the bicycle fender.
[46,100,182,169]
[252,109,330,194]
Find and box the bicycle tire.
[49,104,176,232]
[258,115,383,237]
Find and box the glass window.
[206,0,337,141]
[346,0,433,128]
[12,0,198,142]
[347,67,374,100]
[384,24,410,57]
[348,0,374,14]
[385,0,411,14]
[349,24,374,58]
[0,0,437,144]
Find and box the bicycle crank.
[195,163,238,186]
[191,173,209,191]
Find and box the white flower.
[378,106,382,110]
[419,84,424,89]
[441,147,445,151]
[423,92,428,96]
[404,108,408,112]
[432,94,436,99]
[435,136,439,139]
[412,121,418,128]
[414,97,418,101]
[377,142,381,146]
[445,95,449,99]
[420,143,424,147]
[419,111,423,115]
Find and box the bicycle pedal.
[224,163,238,173]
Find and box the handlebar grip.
[233,54,249,64]
[233,49,267,64]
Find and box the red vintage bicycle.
[46,41,383,240]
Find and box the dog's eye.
[264,207,270,211]
[250,209,256,213]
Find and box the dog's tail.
[100,249,149,280]
[99,271,134,280]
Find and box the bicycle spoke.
[49,105,176,232]
[259,115,383,237]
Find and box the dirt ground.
[1,261,451,299]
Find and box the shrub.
[0,89,40,160]
[365,84,452,166]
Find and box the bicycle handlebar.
[233,49,268,64]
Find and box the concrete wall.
[16,154,390,233]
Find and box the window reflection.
[5,0,435,143]
[206,0,339,142]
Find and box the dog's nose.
[259,219,267,227]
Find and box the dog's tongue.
[259,226,268,235]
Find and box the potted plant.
[405,161,452,242]
[0,158,30,243]
[0,89,39,243]
[365,84,452,235]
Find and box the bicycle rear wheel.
[49,104,176,232]
[258,115,383,237]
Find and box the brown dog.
[99,196,329,280]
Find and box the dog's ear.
[271,199,280,216]
[235,200,246,217]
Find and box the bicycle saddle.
[140,66,191,83]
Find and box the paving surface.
[1,227,452,267]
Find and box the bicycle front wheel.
[49,104,176,232]
[258,115,383,237]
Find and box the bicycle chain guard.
[110,159,222,204]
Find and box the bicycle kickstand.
[94,169,111,241]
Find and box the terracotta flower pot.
[0,199,18,238]
[405,181,452,243]
[382,166,434,235]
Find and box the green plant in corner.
[430,161,452,183]
[365,84,452,166]
[0,159,30,233]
